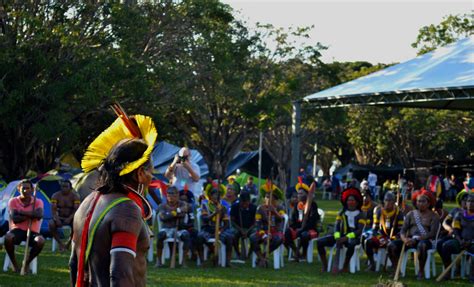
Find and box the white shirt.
[172,162,201,197]
[368,172,377,187]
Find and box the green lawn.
[0,197,470,287]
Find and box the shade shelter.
[290,36,474,185]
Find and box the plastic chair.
[156,210,184,266]
[52,226,72,252]
[449,251,472,279]
[251,214,287,269]
[327,244,362,273]
[196,208,227,267]
[375,247,392,271]
[3,241,38,274]
[306,208,325,263]
[400,247,437,279]
[322,188,332,200]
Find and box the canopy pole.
[290,101,301,187]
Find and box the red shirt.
[8,196,44,233]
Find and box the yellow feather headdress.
[81,114,157,176]
[259,180,283,201]
[204,181,227,200]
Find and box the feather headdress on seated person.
[259,179,284,201]
[204,180,226,200]
[295,176,310,193]
[341,187,363,209]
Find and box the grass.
[0,196,471,287]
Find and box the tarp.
[151,141,209,178]
[151,141,277,180]
[334,163,404,182]
[304,36,474,110]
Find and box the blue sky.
[223,0,472,64]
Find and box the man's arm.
[164,156,179,180]
[51,193,60,221]
[109,202,142,287]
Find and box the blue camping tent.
[151,141,209,178]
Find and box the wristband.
[334,232,341,239]
[347,232,356,239]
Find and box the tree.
[412,13,473,55]
[0,2,151,180]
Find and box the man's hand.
[336,236,347,246]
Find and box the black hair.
[97,138,149,194]
[240,192,251,202]
[19,179,33,188]
[60,179,72,188]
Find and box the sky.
[222,0,472,64]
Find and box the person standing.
[71,113,157,287]
[165,147,201,198]
[49,179,80,251]
[4,179,45,273]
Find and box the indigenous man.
[317,187,365,273]
[439,193,474,282]
[70,113,156,287]
[250,181,285,267]
[399,189,440,280]
[364,192,404,271]
[179,189,198,260]
[437,190,468,258]
[49,179,80,251]
[4,179,45,273]
[230,192,256,260]
[284,179,320,261]
[196,184,234,267]
[156,186,191,267]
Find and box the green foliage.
[412,13,474,55]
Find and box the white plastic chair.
[289,208,325,263]
[327,243,362,273]
[251,214,288,269]
[400,247,437,279]
[449,251,472,279]
[375,247,392,271]
[322,188,332,200]
[196,208,227,267]
[157,210,184,266]
[3,241,38,274]
[52,226,72,252]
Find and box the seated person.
[196,184,234,267]
[230,192,257,260]
[156,186,191,267]
[179,189,198,260]
[399,190,440,280]
[285,179,320,261]
[317,187,365,273]
[364,192,404,271]
[4,179,45,273]
[437,190,468,258]
[439,193,474,282]
[48,179,80,251]
[250,180,285,267]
